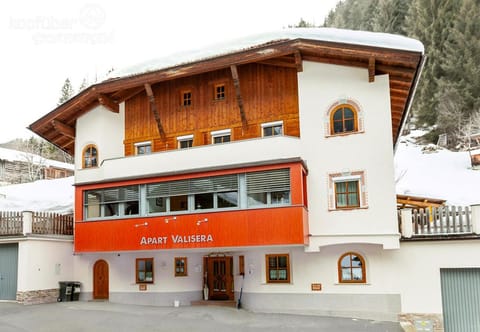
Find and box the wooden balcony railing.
[0,211,73,236]
[399,205,480,238]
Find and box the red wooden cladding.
[124,63,300,155]
[74,206,308,252]
[74,162,309,252]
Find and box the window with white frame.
[211,129,231,144]
[177,135,193,149]
[135,141,152,155]
[328,171,367,210]
[262,121,283,137]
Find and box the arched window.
[338,252,366,283]
[331,104,358,134]
[83,145,98,168]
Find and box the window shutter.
[121,186,139,201]
[102,188,119,202]
[190,174,238,194]
[246,169,290,194]
[147,183,169,197]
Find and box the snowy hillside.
[0,177,74,214]
[395,131,480,206]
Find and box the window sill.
[328,206,369,212]
[325,130,365,138]
[334,282,370,286]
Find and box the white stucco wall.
[17,239,74,291]
[75,103,125,170]
[298,61,399,249]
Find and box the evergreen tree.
[58,78,75,105]
[78,77,89,92]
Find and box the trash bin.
[58,281,73,302]
[71,282,81,301]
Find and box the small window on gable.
[182,91,192,106]
[135,141,151,155]
[177,135,193,149]
[211,129,231,144]
[174,257,188,277]
[328,171,367,210]
[327,101,363,136]
[262,121,283,137]
[136,258,154,284]
[83,144,98,168]
[338,252,366,283]
[214,84,225,100]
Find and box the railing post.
[401,208,413,238]
[22,211,33,235]
[471,204,480,234]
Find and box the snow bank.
[0,176,74,214]
[113,28,424,78]
[395,137,480,206]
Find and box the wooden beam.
[230,65,247,127]
[97,93,119,113]
[257,59,297,68]
[144,83,166,139]
[294,51,303,72]
[51,120,75,139]
[368,57,375,83]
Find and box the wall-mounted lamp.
[134,222,148,228]
[164,216,177,224]
[196,218,208,226]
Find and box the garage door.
[0,243,18,300]
[441,268,480,332]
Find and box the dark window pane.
[343,107,354,118]
[345,119,355,131]
[333,121,344,133]
[148,197,166,213]
[195,193,214,209]
[124,201,139,215]
[170,195,188,211]
[333,110,343,120]
[217,191,238,208]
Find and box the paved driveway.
[0,301,403,332]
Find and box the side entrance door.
[0,243,18,300]
[93,259,109,300]
[206,256,233,301]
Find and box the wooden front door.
[206,256,233,300]
[93,259,109,300]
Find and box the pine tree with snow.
[58,78,75,105]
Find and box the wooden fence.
[408,206,472,236]
[0,211,73,236]
[32,212,73,235]
[0,211,23,235]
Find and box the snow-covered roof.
[0,147,74,170]
[0,176,74,214]
[113,28,424,78]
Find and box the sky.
[0,0,340,144]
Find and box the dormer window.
[83,144,98,168]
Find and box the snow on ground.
[0,176,74,214]
[395,131,480,206]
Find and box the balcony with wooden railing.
[0,211,73,237]
[399,205,480,240]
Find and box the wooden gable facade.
[124,63,300,155]
[28,34,424,156]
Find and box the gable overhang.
[29,37,424,156]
